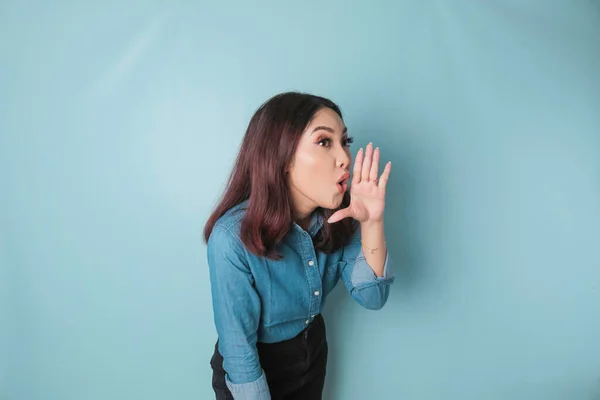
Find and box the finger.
[352,147,364,184]
[361,142,373,182]
[378,161,392,191]
[327,207,353,223]
[369,147,380,182]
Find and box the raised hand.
[328,142,391,224]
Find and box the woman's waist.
[257,314,325,347]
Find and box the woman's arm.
[328,142,395,309]
[359,220,387,277]
[207,224,271,400]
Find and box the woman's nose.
[336,148,351,169]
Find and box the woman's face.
[287,107,353,219]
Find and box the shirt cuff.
[350,249,395,287]
[225,370,271,399]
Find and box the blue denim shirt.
[207,202,395,399]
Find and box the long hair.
[203,92,357,259]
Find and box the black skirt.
[210,314,328,400]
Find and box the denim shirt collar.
[307,212,324,237]
[290,210,324,238]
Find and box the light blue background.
[2,1,600,399]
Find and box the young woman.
[204,92,395,400]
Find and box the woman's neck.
[290,197,316,231]
[292,205,316,231]
[295,215,312,231]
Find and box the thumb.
[327,207,353,223]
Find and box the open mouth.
[336,173,350,193]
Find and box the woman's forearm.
[360,220,387,276]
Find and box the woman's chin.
[312,191,345,212]
[324,197,344,211]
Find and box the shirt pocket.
[264,267,311,327]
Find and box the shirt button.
[308,260,314,266]
[314,291,320,296]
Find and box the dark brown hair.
[203,91,357,259]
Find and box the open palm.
[328,142,391,223]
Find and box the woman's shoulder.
[206,203,252,272]
[209,201,248,244]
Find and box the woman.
[204,92,395,399]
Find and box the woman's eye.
[318,138,331,147]
[318,136,354,147]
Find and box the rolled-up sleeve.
[340,229,395,310]
[207,224,271,399]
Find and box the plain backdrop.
[1,1,600,399]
